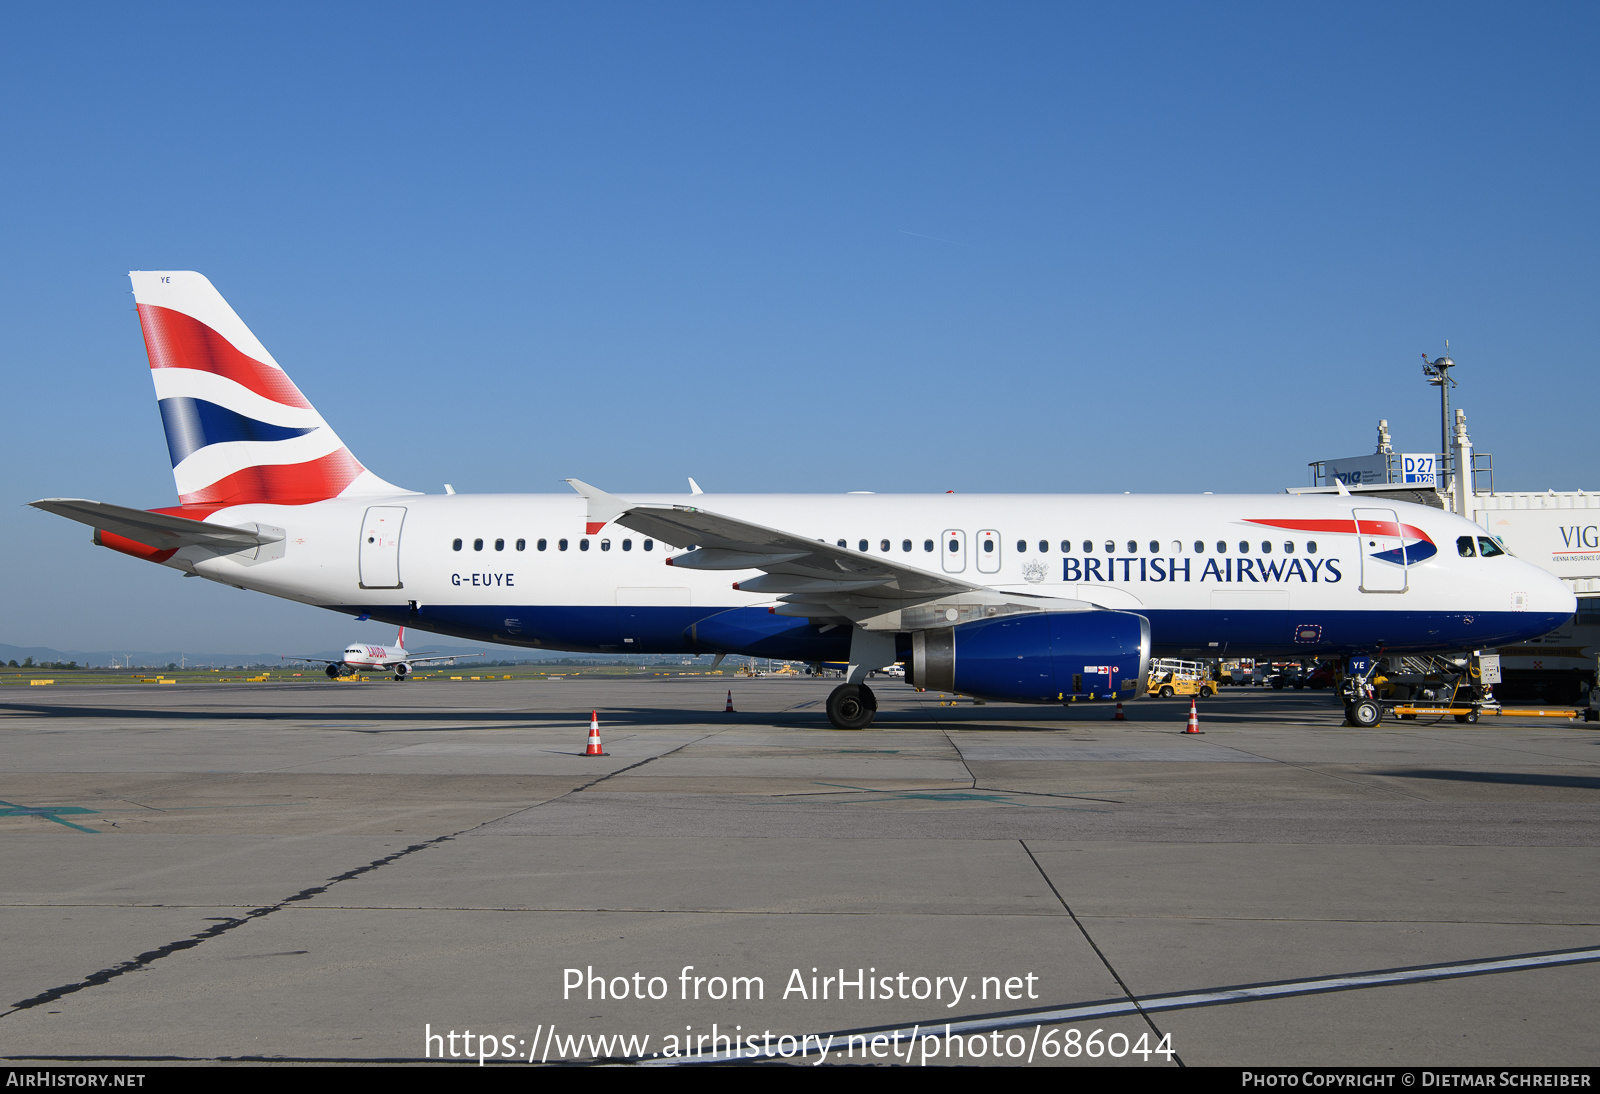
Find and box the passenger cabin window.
[1458,536,1476,557]
[495,538,504,551]
[983,540,994,553]
[880,539,890,552]
[1284,541,1294,554]
[837,539,847,548]
[1039,540,1048,553]
[858,539,869,552]
[559,539,569,551]
[515,538,525,551]
[1127,540,1137,553]
[1260,541,1270,553]
[1104,540,1114,553]
[1061,540,1072,553]
[537,539,547,551]
[1149,540,1159,553]
[1478,537,1506,557]
[1239,541,1249,553]
[1216,541,1226,553]
[644,540,654,551]
[948,539,960,553]
[452,538,462,551]
[923,539,934,552]
[622,539,632,551]
[600,539,610,551]
[902,539,912,552]
[1194,541,1204,553]
[1307,541,1318,553]
[580,539,590,551]
[1016,539,1026,553]
[474,538,484,551]
[1083,540,1092,553]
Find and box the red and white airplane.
[30,272,1576,728]
[284,627,480,680]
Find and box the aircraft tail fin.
[396,627,406,650]
[128,272,412,512]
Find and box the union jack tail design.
[130,271,410,512]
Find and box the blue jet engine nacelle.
[908,610,1151,703]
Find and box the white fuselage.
[338,643,407,672]
[155,490,1575,663]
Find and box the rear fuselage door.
[359,506,407,589]
[942,530,967,573]
[1354,507,1406,592]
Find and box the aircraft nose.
[1510,563,1576,640]
[1528,564,1577,615]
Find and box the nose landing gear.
[1344,698,1383,728]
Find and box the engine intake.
[909,610,1150,703]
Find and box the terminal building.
[1290,352,1599,701]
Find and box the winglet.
[1334,479,1351,497]
[565,478,634,534]
[688,477,704,495]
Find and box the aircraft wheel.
[1348,699,1382,728]
[1159,685,1174,699]
[826,683,877,730]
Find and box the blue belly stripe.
[328,604,1572,664]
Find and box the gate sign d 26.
[1401,454,1437,485]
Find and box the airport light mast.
[1421,344,1456,492]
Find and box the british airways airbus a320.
[32,272,1574,728]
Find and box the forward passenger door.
[1354,507,1406,593]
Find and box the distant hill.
[0,640,550,669]
[0,641,723,670]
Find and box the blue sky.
[2,3,1595,651]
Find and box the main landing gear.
[826,683,877,730]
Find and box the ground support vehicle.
[1147,658,1215,699]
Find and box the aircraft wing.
[404,653,485,664]
[281,655,342,665]
[31,498,282,554]
[567,479,1086,625]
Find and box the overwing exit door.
[942,530,966,573]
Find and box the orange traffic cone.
[585,711,605,755]
[724,689,735,713]
[1183,696,1202,734]
[1114,701,1126,721]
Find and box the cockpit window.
[1478,537,1506,558]
[1457,536,1476,558]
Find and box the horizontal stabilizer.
[31,498,282,553]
